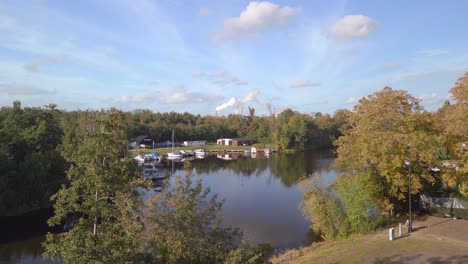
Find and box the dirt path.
[412,217,468,244]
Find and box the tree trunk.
[93,189,98,236]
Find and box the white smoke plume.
[215,90,260,113]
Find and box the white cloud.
[162,91,190,104]
[290,80,320,88]
[421,49,448,56]
[159,86,224,104]
[24,54,66,72]
[121,86,223,105]
[346,96,358,104]
[198,7,212,17]
[213,1,299,42]
[419,93,448,107]
[331,15,378,41]
[121,93,154,104]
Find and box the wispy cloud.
[193,70,248,86]
[419,93,449,107]
[421,49,448,56]
[331,15,378,41]
[121,93,153,104]
[213,1,300,42]
[0,83,55,95]
[192,71,206,78]
[121,85,224,105]
[160,86,224,104]
[213,75,248,86]
[346,96,359,104]
[24,54,66,72]
[290,80,320,88]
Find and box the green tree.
[140,175,271,263]
[301,177,348,240]
[0,101,65,215]
[335,170,383,233]
[44,109,144,263]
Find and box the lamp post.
[405,160,413,233]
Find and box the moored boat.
[167,150,183,159]
[195,149,207,155]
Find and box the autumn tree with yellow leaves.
[435,72,468,196]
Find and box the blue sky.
[1,0,467,115]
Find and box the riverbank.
[132,144,277,155]
[270,216,468,263]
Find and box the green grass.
[270,219,468,264]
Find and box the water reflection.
[1,151,339,262]
[166,151,337,249]
[0,237,54,264]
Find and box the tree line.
[128,106,349,151]
[302,72,467,240]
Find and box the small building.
[216,138,256,146]
[183,140,206,147]
[129,135,153,149]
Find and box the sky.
[1,0,467,115]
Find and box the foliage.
[43,109,145,263]
[336,87,440,211]
[434,72,468,196]
[335,171,383,233]
[302,85,463,241]
[125,107,345,151]
[301,177,348,240]
[0,101,65,215]
[140,175,271,264]
[301,170,385,240]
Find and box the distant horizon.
[1,0,467,115]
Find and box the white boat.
[167,150,183,159]
[251,147,257,154]
[167,130,182,159]
[134,155,145,163]
[180,150,194,157]
[195,149,207,155]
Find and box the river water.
[0,151,338,263]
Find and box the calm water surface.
[0,151,338,263]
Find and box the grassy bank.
[270,216,468,264]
